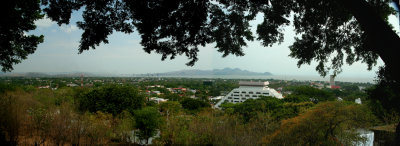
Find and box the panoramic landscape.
[1,0,400,145]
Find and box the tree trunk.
[337,0,400,145]
[338,0,400,80]
[396,121,400,145]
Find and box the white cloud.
[60,25,79,33]
[34,16,56,28]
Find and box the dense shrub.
[292,86,335,102]
[134,107,163,144]
[180,98,210,111]
[78,85,145,115]
[263,101,376,145]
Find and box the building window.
[241,98,246,100]
[233,91,239,93]
[234,97,239,100]
[249,92,254,94]
[263,93,269,95]
[228,97,232,99]
[252,95,257,97]
[241,91,246,94]
[256,92,261,94]
[234,94,239,96]
[245,95,250,97]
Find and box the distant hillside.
[0,72,50,77]
[0,68,272,77]
[0,72,97,77]
[144,68,272,76]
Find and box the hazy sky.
[13,7,400,78]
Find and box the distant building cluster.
[330,75,341,89]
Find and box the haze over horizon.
[6,67,379,78]
[12,8,400,79]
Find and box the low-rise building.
[214,81,283,108]
[152,91,161,95]
[210,96,224,100]
[66,83,78,87]
[150,97,168,104]
[38,85,50,89]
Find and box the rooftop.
[239,81,269,87]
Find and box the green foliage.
[78,85,145,115]
[219,102,236,110]
[1,0,44,71]
[263,101,376,145]
[180,98,210,111]
[343,92,368,102]
[283,94,311,103]
[155,110,278,145]
[292,86,335,102]
[159,101,182,116]
[134,107,163,144]
[84,111,114,145]
[161,93,181,101]
[114,111,135,143]
[22,85,36,93]
[145,100,158,107]
[0,83,18,94]
[0,80,387,145]
[367,84,400,124]
[54,87,75,106]
[275,102,315,120]
[32,89,57,108]
[234,96,283,122]
[226,96,314,122]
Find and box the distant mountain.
[0,68,272,77]
[0,72,97,77]
[144,68,272,76]
[0,72,50,77]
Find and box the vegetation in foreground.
[0,78,398,145]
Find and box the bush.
[134,107,163,144]
[292,86,335,102]
[0,90,32,145]
[78,85,145,115]
[180,98,210,111]
[262,101,376,145]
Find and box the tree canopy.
[262,101,376,145]
[1,0,44,72]
[1,0,399,78]
[134,107,163,144]
[290,86,336,102]
[77,85,144,115]
[2,1,400,142]
[180,98,210,111]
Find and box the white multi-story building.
[214,81,283,108]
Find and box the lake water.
[156,75,376,83]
